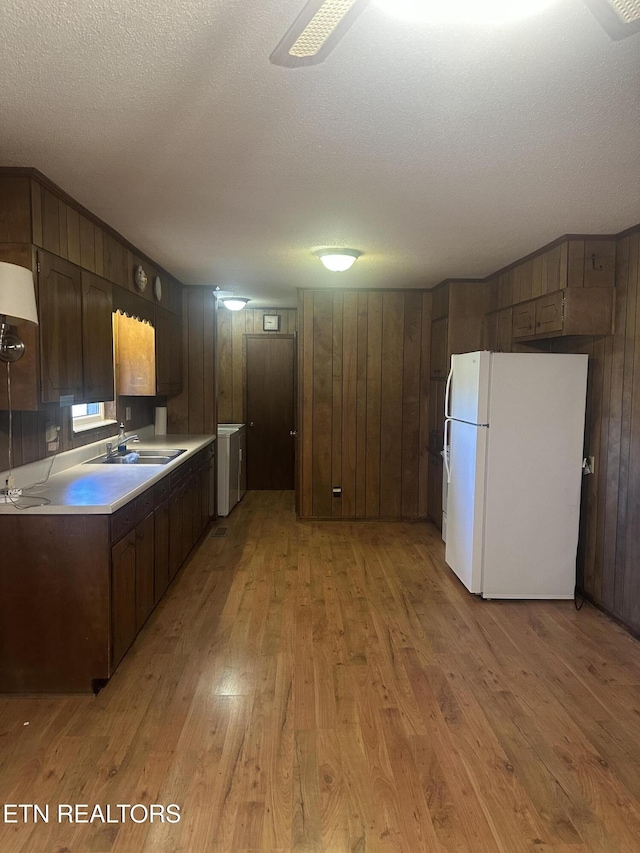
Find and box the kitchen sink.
[84,449,187,465]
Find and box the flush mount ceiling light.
[314,248,362,272]
[213,288,250,311]
[270,0,638,68]
[373,0,557,25]
[222,298,250,311]
[583,0,640,40]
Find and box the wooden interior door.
[245,335,295,490]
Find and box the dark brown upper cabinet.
[38,251,84,403]
[81,271,114,403]
[38,252,116,405]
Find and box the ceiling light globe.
[314,249,362,272]
[222,298,250,311]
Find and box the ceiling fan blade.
[270,0,371,68]
[583,0,640,39]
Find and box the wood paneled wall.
[298,290,431,519]
[0,397,155,470]
[546,227,640,634]
[168,288,217,435]
[482,228,640,635]
[217,307,297,424]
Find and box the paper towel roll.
[154,406,167,436]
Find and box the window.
[72,402,108,432]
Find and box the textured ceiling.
[0,0,639,306]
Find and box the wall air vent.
[584,0,640,39]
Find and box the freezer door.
[448,351,491,425]
[444,418,487,594]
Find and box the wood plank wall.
[298,289,431,520]
[167,288,217,435]
[548,227,640,634]
[483,229,640,635]
[217,307,297,424]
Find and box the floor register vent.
[212,527,228,538]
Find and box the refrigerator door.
[447,351,491,425]
[444,418,488,594]
[481,353,588,598]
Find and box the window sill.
[72,419,119,435]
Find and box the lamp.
[314,248,362,272]
[0,262,38,363]
[222,298,250,311]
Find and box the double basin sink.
[85,449,187,466]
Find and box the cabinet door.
[154,499,170,603]
[111,530,137,668]
[135,512,155,632]
[496,307,513,352]
[155,307,183,396]
[482,312,497,352]
[512,300,536,339]
[427,451,443,530]
[38,251,84,403]
[182,480,194,559]
[81,271,114,402]
[535,291,564,336]
[169,489,184,580]
[428,379,446,455]
[430,317,449,378]
[201,460,213,530]
[192,469,203,542]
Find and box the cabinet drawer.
[111,503,137,543]
[135,490,155,521]
[153,476,171,506]
[170,462,192,490]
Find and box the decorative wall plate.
[134,265,148,292]
[153,276,162,301]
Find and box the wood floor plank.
[0,492,639,852]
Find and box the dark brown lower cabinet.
[111,530,137,669]
[135,512,155,632]
[154,498,170,603]
[169,487,184,581]
[0,440,216,693]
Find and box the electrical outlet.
[125,407,132,421]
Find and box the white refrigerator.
[443,351,588,599]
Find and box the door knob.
[249,422,255,426]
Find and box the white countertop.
[0,433,216,515]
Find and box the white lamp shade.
[222,298,250,311]
[314,248,362,272]
[0,262,38,325]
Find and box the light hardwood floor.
[1,491,640,852]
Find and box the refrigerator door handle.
[444,418,452,484]
[444,363,453,419]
